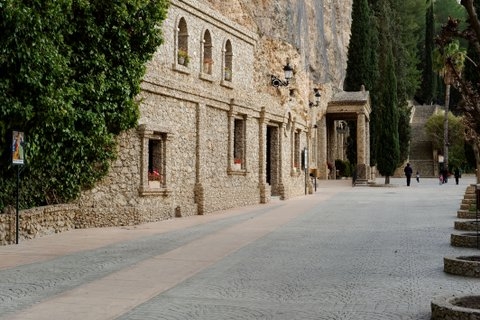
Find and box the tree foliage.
[433,40,467,85]
[434,0,468,34]
[425,112,466,169]
[0,0,168,211]
[345,0,422,173]
[344,0,377,93]
[419,0,437,104]
[388,0,424,103]
[375,15,400,180]
[425,112,465,150]
[432,0,480,180]
[345,0,378,166]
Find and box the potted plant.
[177,49,190,66]
[224,67,232,81]
[234,158,242,169]
[148,169,163,187]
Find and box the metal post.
[304,165,307,195]
[16,165,19,244]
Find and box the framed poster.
[12,131,25,165]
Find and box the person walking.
[442,168,448,184]
[416,171,420,183]
[404,163,413,186]
[454,167,461,185]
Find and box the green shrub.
[335,159,353,177]
[0,0,169,211]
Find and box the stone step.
[458,210,480,219]
[461,198,476,205]
[460,203,476,210]
[408,104,435,176]
[407,160,435,177]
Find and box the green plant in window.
[178,49,190,66]
[224,67,232,80]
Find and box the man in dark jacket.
[404,163,413,186]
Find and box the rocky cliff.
[205,0,352,94]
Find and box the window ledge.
[227,168,247,176]
[139,186,171,197]
[172,63,191,75]
[221,79,233,89]
[199,72,214,82]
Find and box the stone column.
[317,116,328,179]
[258,108,268,203]
[327,118,336,179]
[278,123,286,200]
[194,103,206,214]
[356,112,368,183]
[365,116,371,180]
[227,105,234,170]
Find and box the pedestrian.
[454,167,461,185]
[416,171,420,183]
[404,163,413,186]
[442,168,448,183]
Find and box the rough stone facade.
[0,205,76,245]
[2,0,362,243]
[75,0,357,222]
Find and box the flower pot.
[224,69,232,81]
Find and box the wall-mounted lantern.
[271,59,294,87]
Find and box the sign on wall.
[12,131,25,165]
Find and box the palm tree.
[433,39,466,173]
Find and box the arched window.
[202,30,213,74]
[224,40,233,81]
[177,18,189,66]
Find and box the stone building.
[74,0,372,225]
[0,0,374,244]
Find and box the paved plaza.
[1,176,480,319]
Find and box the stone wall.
[0,205,76,245]
[0,203,145,245]
[77,0,289,222]
[2,0,355,245]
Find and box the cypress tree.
[375,1,400,184]
[344,0,375,92]
[420,0,436,104]
[345,0,379,166]
[376,46,400,183]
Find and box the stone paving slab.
[1,177,479,320]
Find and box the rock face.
[204,0,352,90]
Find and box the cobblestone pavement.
[1,176,479,320]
